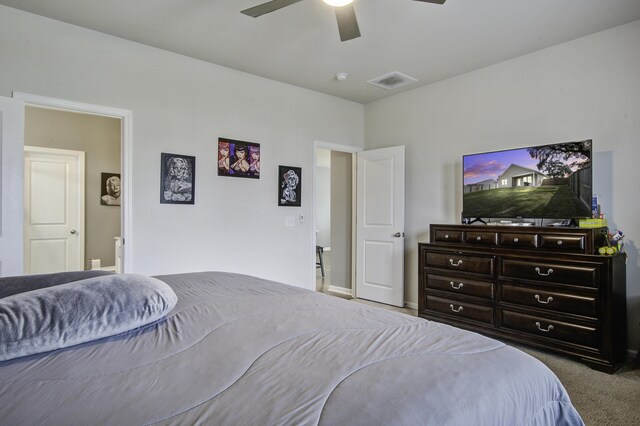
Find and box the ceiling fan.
[241,0,447,42]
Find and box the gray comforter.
[0,271,583,425]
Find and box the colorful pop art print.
[218,138,260,179]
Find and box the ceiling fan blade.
[413,0,447,4]
[241,0,305,18]
[335,4,361,42]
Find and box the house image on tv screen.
[462,140,592,219]
[464,165,547,194]
[498,164,546,189]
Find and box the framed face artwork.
[100,173,121,206]
[160,153,196,204]
[218,138,260,179]
[278,165,302,207]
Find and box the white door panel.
[0,96,25,277]
[363,240,394,286]
[24,147,84,274]
[356,146,405,307]
[29,239,67,274]
[30,161,67,224]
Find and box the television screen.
[462,140,592,220]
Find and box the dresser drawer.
[427,274,494,300]
[501,284,598,318]
[501,309,599,350]
[464,231,498,246]
[500,259,599,287]
[499,232,537,249]
[426,295,494,325]
[433,229,463,243]
[539,233,586,252]
[426,252,495,276]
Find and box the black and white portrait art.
[100,173,121,206]
[160,153,196,204]
[278,165,301,207]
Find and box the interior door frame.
[13,92,134,273]
[23,146,85,273]
[312,140,361,294]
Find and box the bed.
[0,271,583,425]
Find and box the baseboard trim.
[328,285,352,296]
[405,301,418,310]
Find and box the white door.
[355,146,405,307]
[0,96,25,277]
[24,146,85,274]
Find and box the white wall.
[365,20,640,350]
[0,5,364,288]
[0,97,24,277]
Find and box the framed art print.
[160,153,195,204]
[278,165,301,207]
[100,172,121,206]
[218,137,260,179]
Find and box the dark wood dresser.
[418,224,627,373]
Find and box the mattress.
[0,271,583,425]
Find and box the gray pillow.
[0,270,115,299]
[0,274,178,362]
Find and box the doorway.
[23,106,122,274]
[314,144,357,298]
[12,92,132,274]
[313,143,406,308]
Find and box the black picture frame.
[278,165,302,207]
[100,172,121,206]
[218,137,260,179]
[160,153,196,204]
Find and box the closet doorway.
[314,143,357,298]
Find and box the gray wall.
[315,149,331,248]
[329,151,352,289]
[25,106,121,268]
[365,20,640,351]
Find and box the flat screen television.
[462,139,592,221]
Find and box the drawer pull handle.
[449,304,464,313]
[557,240,563,246]
[535,321,554,333]
[449,259,463,267]
[476,236,482,241]
[450,281,464,290]
[535,294,554,304]
[513,237,519,243]
[444,234,450,239]
[535,267,554,276]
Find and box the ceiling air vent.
[366,71,418,90]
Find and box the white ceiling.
[2,0,640,104]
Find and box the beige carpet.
[518,346,640,426]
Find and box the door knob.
[393,232,404,238]
[70,229,77,234]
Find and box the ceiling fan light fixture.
[323,0,354,7]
